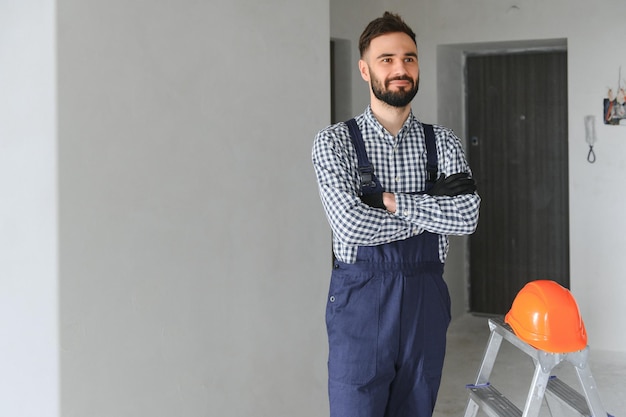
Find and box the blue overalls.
[326,120,451,417]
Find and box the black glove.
[360,192,386,209]
[427,173,476,196]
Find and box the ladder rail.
[521,362,551,417]
[463,398,481,417]
[489,318,539,359]
[473,328,504,385]
[574,362,608,417]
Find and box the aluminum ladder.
[463,317,611,417]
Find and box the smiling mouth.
[386,78,413,88]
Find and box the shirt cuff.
[394,193,425,235]
[394,192,415,219]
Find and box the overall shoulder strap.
[422,123,438,185]
[345,118,376,188]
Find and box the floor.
[434,314,626,416]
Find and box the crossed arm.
[312,126,480,247]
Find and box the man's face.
[359,32,419,108]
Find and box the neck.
[370,99,411,136]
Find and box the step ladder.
[463,317,611,417]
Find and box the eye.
[382,58,392,63]
[404,57,415,63]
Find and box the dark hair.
[359,12,416,57]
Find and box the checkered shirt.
[312,106,481,264]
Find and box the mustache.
[385,75,414,87]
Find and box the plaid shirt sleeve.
[394,126,481,236]
[312,123,416,250]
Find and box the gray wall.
[57,1,331,416]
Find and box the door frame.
[436,39,568,319]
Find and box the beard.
[370,71,419,108]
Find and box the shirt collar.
[363,105,419,139]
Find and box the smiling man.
[312,12,481,417]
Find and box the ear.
[358,59,370,82]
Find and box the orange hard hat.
[504,280,587,353]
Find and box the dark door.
[467,51,569,315]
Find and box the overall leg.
[385,267,451,417]
[326,264,403,417]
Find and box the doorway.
[466,50,570,315]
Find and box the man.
[311,12,480,417]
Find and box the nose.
[391,60,409,76]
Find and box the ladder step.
[546,376,590,416]
[467,384,522,417]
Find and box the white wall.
[331,0,626,352]
[0,1,59,417]
[56,0,330,416]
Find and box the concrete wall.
[331,0,626,352]
[57,1,331,415]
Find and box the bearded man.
[312,11,481,417]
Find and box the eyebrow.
[376,52,418,59]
